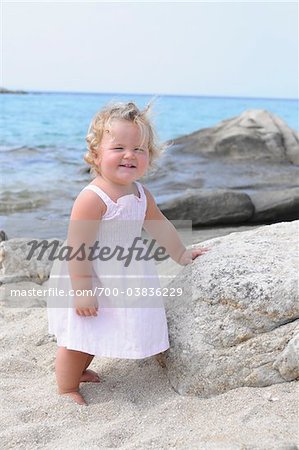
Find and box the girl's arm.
[143,187,209,265]
[67,190,106,316]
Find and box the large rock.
[144,110,299,225]
[171,109,299,164]
[159,187,299,226]
[0,238,63,284]
[161,220,299,397]
[160,189,254,225]
[249,188,299,223]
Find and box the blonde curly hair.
[84,100,164,175]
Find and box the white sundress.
[47,181,170,359]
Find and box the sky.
[1,1,298,99]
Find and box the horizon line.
[2,87,298,102]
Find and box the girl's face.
[96,119,150,186]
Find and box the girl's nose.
[124,149,135,158]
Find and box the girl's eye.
[113,147,145,152]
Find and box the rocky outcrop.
[161,220,299,397]
[144,110,299,225]
[249,188,299,222]
[0,87,27,94]
[171,109,299,165]
[160,189,254,225]
[159,187,299,226]
[0,238,63,284]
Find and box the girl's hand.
[74,295,99,317]
[76,306,98,317]
[179,247,210,265]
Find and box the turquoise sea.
[1,92,298,238]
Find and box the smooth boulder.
[160,189,254,225]
[171,109,299,164]
[161,220,299,398]
[0,238,63,284]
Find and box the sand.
[0,225,298,449]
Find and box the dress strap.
[82,185,113,207]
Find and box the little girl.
[47,101,209,405]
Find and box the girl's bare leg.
[55,347,90,405]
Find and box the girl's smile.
[119,163,137,168]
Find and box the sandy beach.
[0,225,298,449]
[0,307,297,449]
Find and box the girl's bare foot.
[61,391,87,406]
[80,369,100,383]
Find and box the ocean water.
[1,92,298,238]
